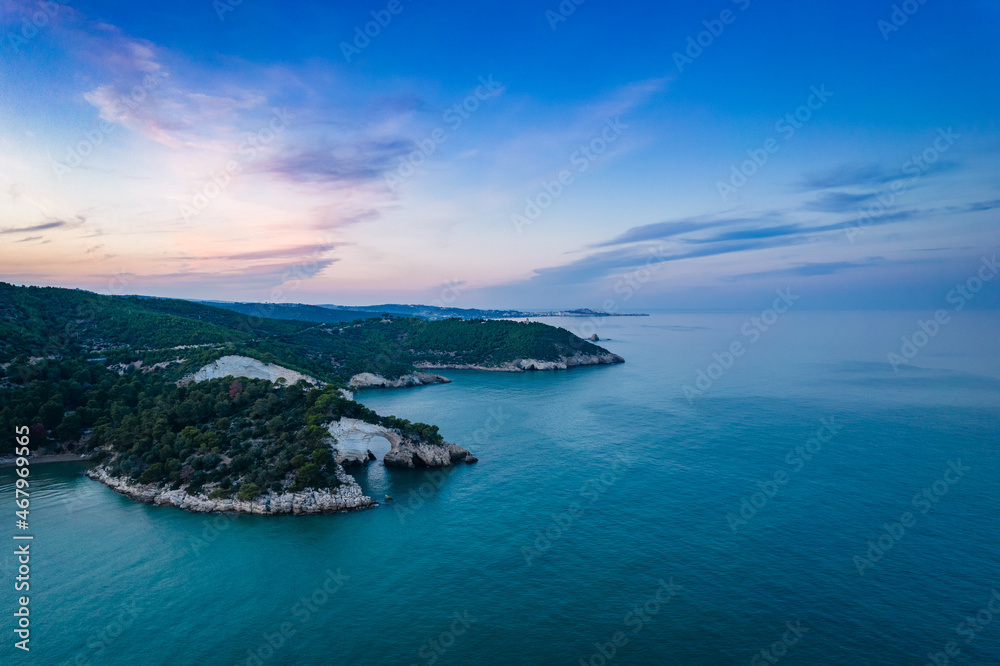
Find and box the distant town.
[318,304,650,321]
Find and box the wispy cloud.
[944,198,1000,213]
[222,244,339,262]
[173,243,340,263]
[798,160,961,191]
[72,21,272,150]
[684,224,806,244]
[803,191,878,213]
[261,139,413,184]
[139,257,339,286]
[0,221,65,235]
[590,213,780,248]
[523,235,812,287]
[725,258,886,280]
[797,164,899,190]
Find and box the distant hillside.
[320,303,648,320]
[197,300,376,324]
[320,303,528,320]
[0,283,623,462]
[181,299,647,323]
[0,283,618,383]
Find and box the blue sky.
[1,0,998,309]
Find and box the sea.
[2,311,999,665]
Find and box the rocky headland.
[85,414,474,515]
[348,371,451,388]
[414,351,624,373]
[327,417,471,469]
[383,439,471,468]
[86,465,374,515]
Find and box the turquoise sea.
[2,312,999,665]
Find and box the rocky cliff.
[383,439,471,468]
[86,466,374,515]
[326,417,394,467]
[180,355,320,386]
[86,415,474,514]
[414,351,624,373]
[348,371,451,388]
[326,417,471,469]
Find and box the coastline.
[80,417,473,514]
[348,371,451,388]
[346,352,624,389]
[414,351,625,373]
[85,465,376,515]
[0,453,91,468]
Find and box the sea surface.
[2,312,999,665]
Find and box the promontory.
[0,282,623,514]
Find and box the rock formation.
[414,351,624,373]
[180,355,319,386]
[86,466,373,515]
[382,439,470,468]
[326,417,471,469]
[348,371,451,388]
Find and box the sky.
[0,0,998,310]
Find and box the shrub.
[236,482,261,501]
[295,463,320,489]
[138,462,165,484]
[312,447,331,466]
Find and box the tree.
[236,482,260,501]
[26,423,46,443]
[37,398,64,429]
[54,413,82,442]
[267,416,285,436]
[138,463,165,484]
[295,463,320,489]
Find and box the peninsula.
[0,282,623,514]
[201,300,648,322]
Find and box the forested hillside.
[0,283,615,484]
[0,283,610,382]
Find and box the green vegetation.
[0,358,441,496]
[0,283,605,384]
[0,283,613,487]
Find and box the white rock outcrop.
[182,355,319,386]
[326,418,397,466]
[348,371,451,388]
[326,417,470,469]
[414,351,624,373]
[383,440,471,468]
